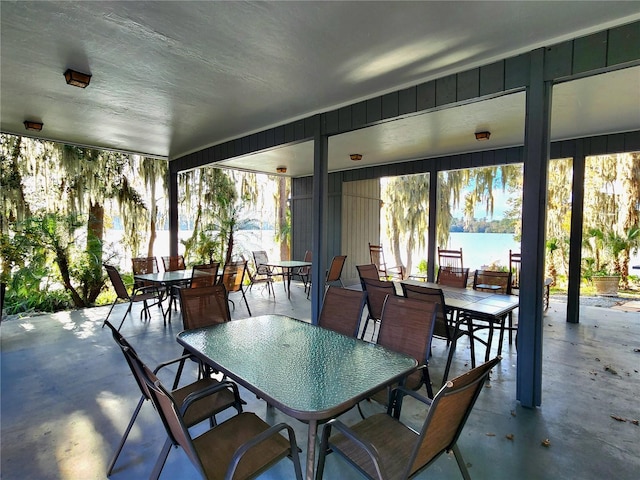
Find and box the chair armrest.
[179,380,241,416]
[392,385,433,407]
[323,419,388,479]
[153,354,194,374]
[227,422,300,480]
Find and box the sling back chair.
[250,250,276,296]
[369,243,405,280]
[103,263,163,331]
[461,270,513,365]
[296,250,313,293]
[160,255,189,319]
[161,255,186,272]
[189,262,220,288]
[306,254,347,299]
[143,365,303,480]
[359,277,397,341]
[368,295,438,405]
[436,266,470,288]
[174,283,231,387]
[103,321,243,478]
[509,250,521,291]
[316,356,502,480]
[401,282,469,384]
[131,256,160,289]
[221,260,252,315]
[318,286,367,338]
[356,264,381,288]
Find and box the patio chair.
[316,356,502,480]
[221,260,252,315]
[306,254,347,299]
[189,262,220,288]
[250,250,276,296]
[131,256,160,289]
[143,365,303,480]
[103,320,243,478]
[436,266,470,288]
[371,295,438,403]
[174,283,231,387]
[356,263,380,289]
[103,263,163,331]
[437,247,464,270]
[401,282,469,384]
[463,270,513,363]
[296,250,312,293]
[369,243,405,280]
[360,277,397,341]
[160,255,189,318]
[161,254,186,272]
[318,286,367,338]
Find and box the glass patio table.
[134,270,196,321]
[177,314,418,480]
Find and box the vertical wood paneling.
[341,179,381,286]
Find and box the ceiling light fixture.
[64,68,92,88]
[350,153,363,161]
[475,131,491,141]
[276,166,287,174]
[24,120,43,131]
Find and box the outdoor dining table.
[264,260,313,299]
[176,314,418,480]
[133,270,195,321]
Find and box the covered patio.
[1,282,639,479]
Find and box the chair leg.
[240,288,251,316]
[451,444,472,480]
[116,302,134,331]
[442,336,457,384]
[149,437,173,480]
[106,395,145,476]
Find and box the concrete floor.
[1,281,639,480]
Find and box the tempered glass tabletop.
[177,315,417,420]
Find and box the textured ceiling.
[1,1,639,175]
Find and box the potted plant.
[583,228,620,296]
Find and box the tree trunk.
[55,245,85,307]
[86,202,105,303]
[277,177,289,260]
[147,203,157,258]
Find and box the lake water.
[108,230,639,276]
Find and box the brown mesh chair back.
[221,260,251,315]
[252,250,272,276]
[189,262,219,288]
[316,356,501,480]
[369,243,404,280]
[318,286,367,337]
[377,295,438,397]
[401,282,467,383]
[360,277,397,340]
[178,284,230,330]
[436,266,469,288]
[131,256,159,288]
[473,269,512,294]
[356,264,379,289]
[410,356,501,476]
[162,255,186,272]
[326,255,347,286]
[437,247,463,270]
[298,250,312,292]
[143,370,303,480]
[509,250,521,290]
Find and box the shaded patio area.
[1,281,639,479]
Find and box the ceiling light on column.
[64,69,92,88]
[24,120,43,131]
[276,166,287,174]
[475,131,491,141]
[350,153,363,161]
